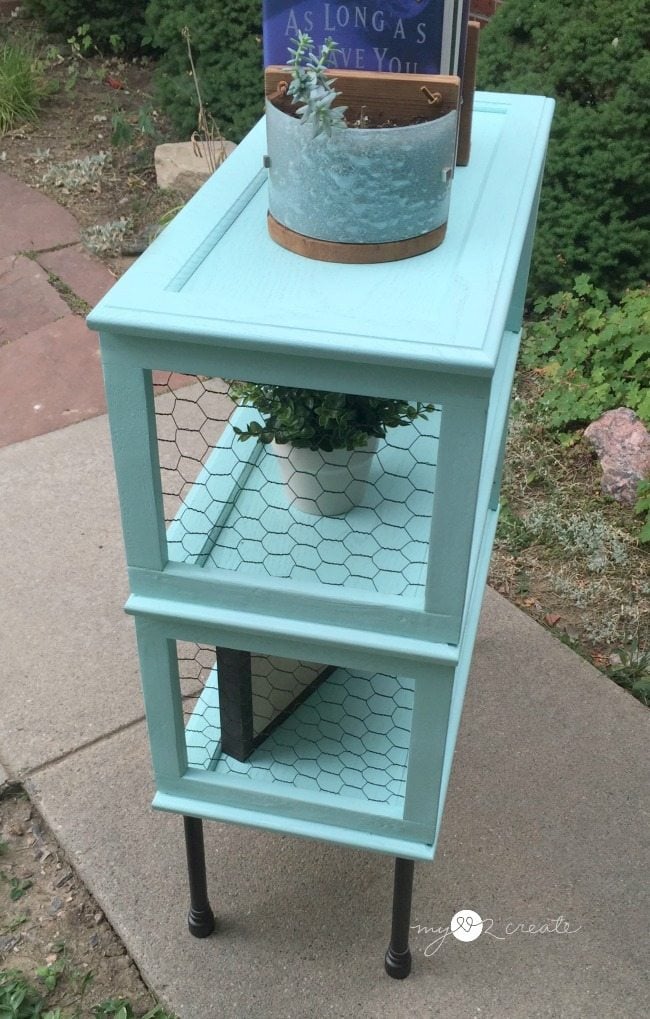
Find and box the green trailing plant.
[521,276,650,433]
[0,968,46,1018]
[92,999,174,1018]
[478,0,650,299]
[0,968,176,1019]
[607,640,650,705]
[24,1,147,56]
[144,0,262,143]
[635,480,650,544]
[286,33,346,137]
[229,383,435,452]
[0,41,48,137]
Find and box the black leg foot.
[384,943,412,979]
[183,816,215,938]
[384,857,414,979]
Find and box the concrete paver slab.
[0,415,145,774]
[28,590,650,1019]
[0,254,70,342]
[0,314,106,447]
[36,244,118,308]
[0,172,80,256]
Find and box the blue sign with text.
[263,1,470,76]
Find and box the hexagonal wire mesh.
[153,373,441,600]
[179,642,414,807]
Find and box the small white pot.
[272,438,379,516]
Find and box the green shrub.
[478,0,650,300]
[144,1,263,143]
[521,276,650,432]
[0,41,48,136]
[25,1,147,54]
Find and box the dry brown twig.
[182,25,227,174]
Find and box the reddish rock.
[0,315,106,448]
[0,254,70,343]
[471,0,505,23]
[0,172,80,256]
[35,244,118,308]
[584,408,650,506]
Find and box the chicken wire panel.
[155,373,440,600]
[180,643,414,808]
[179,643,335,764]
[215,649,334,761]
[154,373,235,528]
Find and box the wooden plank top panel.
[88,93,554,376]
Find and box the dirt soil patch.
[0,786,167,1016]
[1,14,184,277]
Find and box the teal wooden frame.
[90,92,554,861]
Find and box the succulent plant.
[286,32,347,138]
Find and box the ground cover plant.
[521,277,650,434]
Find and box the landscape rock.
[154,140,237,198]
[584,407,650,505]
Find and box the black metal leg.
[183,816,215,938]
[384,857,414,979]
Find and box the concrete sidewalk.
[1,174,649,1018]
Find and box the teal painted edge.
[152,789,435,861]
[403,666,455,828]
[465,329,520,600]
[431,505,500,859]
[166,170,267,293]
[424,375,491,641]
[124,590,459,678]
[130,564,459,652]
[477,97,555,368]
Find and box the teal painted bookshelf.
[89,91,554,976]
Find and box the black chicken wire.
[153,373,440,601]
[178,643,414,806]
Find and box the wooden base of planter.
[267,214,447,264]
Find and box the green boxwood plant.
[229,383,435,452]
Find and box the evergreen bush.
[25,1,147,54]
[144,0,263,143]
[478,0,650,300]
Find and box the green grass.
[0,40,48,136]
